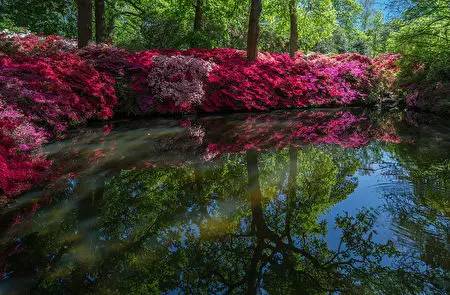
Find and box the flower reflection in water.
[0,110,448,294]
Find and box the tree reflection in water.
[0,111,448,294]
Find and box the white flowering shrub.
[147,55,215,111]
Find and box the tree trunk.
[191,0,204,47]
[245,150,265,295]
[193,0,204,32]
[285,146,297,243]
[95,0,105,43]
[247,0,262,61]
[104,0,117,43]
[289,0,298,58]
[76,0,93,48]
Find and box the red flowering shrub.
[0,105,51,196]
[0,54,116,133]
[78,45,132,76]
[0,31,76,56]
[373,53,401,86]
[371,53,402,101]
[0,33,117,198]
[78,47,159,115]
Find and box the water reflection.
[0,110,449,294]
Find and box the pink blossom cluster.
[146,55,215,112]
[0,105,51,196]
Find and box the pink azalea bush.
[0,32,402,199]
[146,55,215,112]
[0,33,117,198]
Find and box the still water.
[0,110,449,294]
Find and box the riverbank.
[1,32,401,199]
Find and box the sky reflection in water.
[0,109,449,294]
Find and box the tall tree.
[289,0,298,57]
[191,0,204,47]
[247,0,262,61]
[193,0,204,32]
[76,0,93,48]
[95,0,106,43]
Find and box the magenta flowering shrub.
[0,107,48,150]
[307,53,373,104]
[0,105,51,196]
[0,54,117,133]
[0,34,117,198]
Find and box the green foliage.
[297,0,337,51]
[388,0,450,83]
[366,11,392,55]
[290,147,358,233]
[0,0,77,37]
[0,18,23,33]
[110,0,249,50]
[0,0,403,56]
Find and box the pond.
[0,109,449,294]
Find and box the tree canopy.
[1,0,447,89]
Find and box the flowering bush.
[0,30,76,56]
[0,105,51,196]
[373,54,401,87]
[146,55,215,112]
[370,53,403,102]
[75,44,401,114]
[147,50,397,113]
[0,33,117,198]
[0,54,117,133]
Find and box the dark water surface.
[0,109,449,294]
